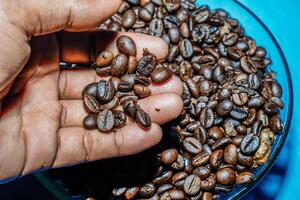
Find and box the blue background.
[0,0,299,199]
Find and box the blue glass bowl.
[35,1,293,199]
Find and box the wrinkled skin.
[0,0,183,181]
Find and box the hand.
[0,0,183,181]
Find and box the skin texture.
[0,0,183,181]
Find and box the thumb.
[0,0,121,99]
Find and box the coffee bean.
[238,152,253,167]
[149,18,164,37]
[114,110,127,129]
[186,79,200,98]
[117,35,137,56]
[172,172,188,185]
[180,22,190,38]
[254,141,271,164]
[223,120,238,137]
[151,67,173,83]
[216,168,236,185]
[183,137,202,155]
[157,184,173,195]
[134,84,151,98]
[240,133,260,155]
[240,56,257,74]
[136,108,151,128]
[192,152,210,167]
[122,9,137,28]
[83,82,98,98]
[211,137,232,151]
[124,187,140,200]
[169,27,181,44]
[180,39,194,59]
[179,61,193,81]
[163,15,180,29]
[95,66,111,76]
[271,82,282,98]
[100,96,119,111]
[224,144,238,165]
[232,93,248,106]
[222,33,238,46]
[200,108,214,128]
[111,54,129,77]
[137,49,158,76]
[193,166,211,179]
[161,149,178,165]
[236,171,254,185]
[135,74,151,86]
[118,81,134,92]
[112,187,127,197]
[201,174,216,191]
[229,107,249,121]
[167,189,185,200]
[210,149,223,169]
[83,94,100,113]
[252,120,263,135]
[140,183,156,198]
[208,127,224,140]
[97,109,115,132]
[95,50,114,67]
[183,175,201,195]
[171,154,185,170]
[153,170,173,185]
[269,114,283,134]
[83,114,97,130]
[248,74,261,90]
[217,100,234,116]
[97,80,116,103]
[124,100,138,118]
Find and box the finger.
[59,69,182,100]
[52,124,162,168]
[58,30,169,64]
[60,93,183,128]
[9,0,122,35]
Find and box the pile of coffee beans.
[53,0,285,200]
[82,35,174,132]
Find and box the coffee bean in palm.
[97,109,115,132]
[183,175,201,195]
[97,80,115,103]
[139,183,156,198]
[99,96,119,111]
[117,35,137,56]
[95,66,111,76]
[134,84,151,98]
[216,100,234,116]
[182,137,202,154]
[137,50,158,76]
[111,54,128,77]
[83,114,97,130]
[216,168,236,185]
[124,100,138,118]
[161,149,178,165]
[118,81,134,92]
[107,21,121,31]
[128,56,138,73]
[139,3,154,22]
[83,82,98,98]
[240,133,260,155]
[83,93,100,113]
[114,110,127,129]
[95,50,114,67]
[179,39,194,59]
[150,67,173,83]
[136,108,151,128]
[122,9,136,28]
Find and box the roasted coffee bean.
[183,137,202,154]
[216,168,236,185]
[232,135,244,146]
[243,108,257,126]
[240,133,260,155]
[169,27,181,44]
[254,141,271,164]
[95,66,111,76]
[157,184,173,195]
[238,152,253,167]
[83,82,98,98]
[271,81,283,98]
[112,187,127,197]
[171,154,185,170]
[134,84,151,98]
[136,108,151,128]
[223,120,238,137]
[149,18,164,37]
[202,192,213,200]
[183,175,201,195]
[100,96,119,111]
[195,126,208,144]
[95,50,114,67]
[172,172,188,185]
[211,137,232,151]
[134,74,150,86]
[186,79,200,98]
[240,56,257,74]
[201,174,216,191]
[232,93,248,106]
[248,74,261,90]
[252,120,263,135]
[167,189,185,200]
[179,39,194,59]
[97,80,116,103]
[208,127,224,140]
[124,187,140,200]
[139,3,155,22]
[111,54,128,77]
[151,67,173,83]
[117,35,137,56]
[114,110,127,129]
[227,46,243,61]
[217,100,234,116]
[161,149,178,165]
[118,81,134,92]
[122,9,137,28]
[218,88,231,100]
[140,183,156,198]
[200,108,214,128]
[180,22,190,38]
[83,94,100,113]
[236,171,254,185]
[224,144,238,165]
[229,107,249,121]
[179,61,193,81]
[126,0,139,6]
[269,114,283,134]
[137,50,158,76]
[222,32,238,46]
[168,45,180,62]
[97,110,115,132]
[124,100,138,118]
[83,114,97,130]
[193,166,211,179]
[192,152,210,167]
[163,15,180,29]
[153,170,173,185]
[210,149,223,169]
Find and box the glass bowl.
[35,0,293,199]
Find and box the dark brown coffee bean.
[97,80,116,103]
[172,172,188,185]
[124,186,140,200]
[151,67,173,83]
[238,152,253,167]
[236,171,254,185]
[112,187,127,197]
[232,93,248,106]
[117,35,137,56]
[240,56,257,74]
[136,108,151,128]
[149,18,164,37]
[201,174,216,191]
[211,137,232,151]
[195,126,207,144]
[99,96,119,111]
[83,114,97,130]
[95,50,114,67]
[223,120,238,137]
[111,54,128,77]
[107,21,121,31]
[217,100,234,116]
[114,110,127,129]
[210,149,223,169]
[168,45,180,62]
[200,108,214,128]
[95,66,111,76]
[180,22,190,38]
[224,144,238,165]
[232,135,244,146]
[218,88,231,100]
[171,154,185,170]
[83,93,100,113]
[229,107,249,121]
[157,184,173,195]
[118,81,134,92]
[248,74,261,90]
[122,9,137,28]
[97,109,115,132]
[179,61,193,81]
[193,166,211,179]
[153,170,173,185]
[186,79,200,98]
[126,0,139,6]
[269,114,283,134]
[134,84,151,98]
[139,3,155,22]
[168,189,185,200]
[140,183,156,198]
[216,168,236,185]
[222,33,238,46]
[124,100,138,118]
[247,96,265,108]
[271,81,282,98]
[227,46,243,61]
[161,149,178,165]
[180,39,194,59]
[83,82,98,98]
[252,120,263,135]
[183,175,201,195]
[135,74,151,86]
[163,15,180,29]
[240,133,260,155]
[183,137,202,154]
[208,127,224,140]
[168,27,181,44]
[137,49,158,76]
[192,152,210,167]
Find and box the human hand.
[0,0,183,181]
